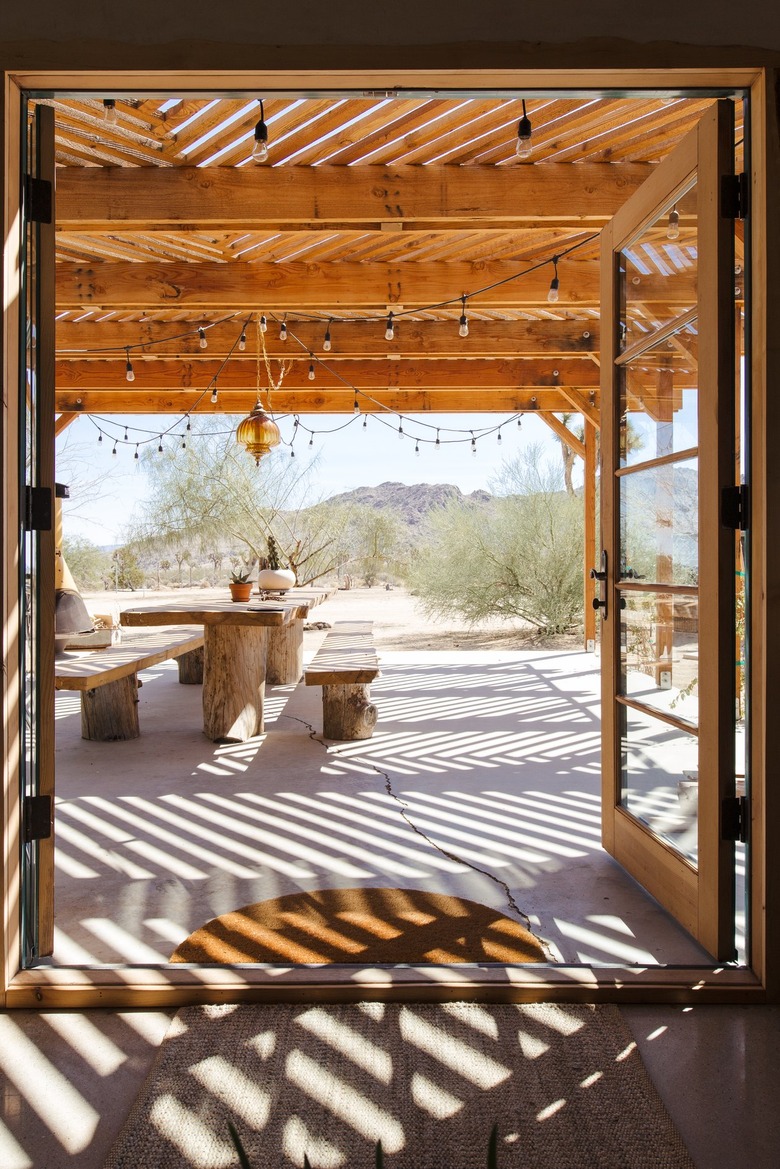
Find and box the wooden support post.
[654,370,675,680]
[266,621,304,685]
[80,675,140,741]
[584,418,598,650]
[177,645,204,684]
[202,624,267,742]
[322,684,378,740]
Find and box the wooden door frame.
[2,63,776,1007]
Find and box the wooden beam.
[538,411,586,459]
[56,318,601,359]
[558,387,601,428]
[53,389,586,415]
[56,260,614,310]
[55,164,653,230]
[54,413,78,436]
[55,357,601,391]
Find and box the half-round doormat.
[170,887,547,964]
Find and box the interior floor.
[51,589,717,967]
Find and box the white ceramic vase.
[256,567,296,592]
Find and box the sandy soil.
[81,584,581,651]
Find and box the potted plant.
[257,535,296,592]
[228,566,254,603]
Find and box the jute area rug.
[103,1002,694,1169]
[169,889,548,965]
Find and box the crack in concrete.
[282,713,534,932]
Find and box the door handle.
[590,551,608,619]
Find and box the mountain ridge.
[323,480,493,526]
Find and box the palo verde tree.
[127,420,350,586]
[409,444,584,637]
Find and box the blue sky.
[56,409,571,546]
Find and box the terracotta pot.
[256,568,296,592]
[229,581,253,602]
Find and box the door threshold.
[5,962,765,1008]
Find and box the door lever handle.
[590,567,607,581]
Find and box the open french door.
[19,100,56,964]
[599,100,740,961]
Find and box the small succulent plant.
[227,1123,500,1168]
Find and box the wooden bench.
[304,620,380,740]
[55,629,205,741]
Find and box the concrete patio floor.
[2,588,777,1167]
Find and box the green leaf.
[227,1120,253,1169]
[304,1156,313,1169]
[376,1139,384,1169]
[487,1123,499,1169]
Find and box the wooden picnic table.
[120,588,332,742]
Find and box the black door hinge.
[721,172,748,220]
[721,484,749,531]
[24,175,53,225]
[23,795,52,843]
[24,486,52,532]
[722,795,749,843]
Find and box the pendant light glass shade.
[236,401,281,465]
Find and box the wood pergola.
[48,91,733,642]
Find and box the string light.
[415,441,420,456]
[185,417,191,432]
[252,101,269,162]
[398,420,404,439]
[198,327,208,350]
[459,296,469,338]
[515,99,532,159]
[125,349,135,382]
[667,206,680,240]
[124,426,129,440]
[112,442,117,456]
[363,415,368,428]
[280,318,288,341]
[471,431,477,456]
[435,429,441,451]
[353,396,360,415]
[385,312,395,341]
[134,444,139,460]
[238,328,247,351]
[323,321,332,352]
[260,314,267,333]
[308,354,316,381]
[181,436,187,449]
[309,434,314,447]
[97,431,103,444]
[211,381,219,404]
[547,257,560,303]
[497,429,502,444]
[103,99,118,124]
[157,436,163,453]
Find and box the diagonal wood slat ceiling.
[45,93,743,418]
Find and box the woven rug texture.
[103,1002,694,1169]
[169,888,548,965]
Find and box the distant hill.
[324,481,493,527]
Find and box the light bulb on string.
[497,430,502,444]
[415,441,420,456]
[515,99,532,158]
[353,396,360,415]
[309,434,314,447]
[308,354,315,381]
[198,327,208,350]
[435,429,441,451]
[134,444,139,460]
[125,350,135,382]
[323,321,332,352]
[518,415,523,428]
[547,257,560,303]
[158,436,163,454]
[251,101,269,162]
[124,426,129,440]
[398,420,404,439]
[471,431,477,456]
[103,99,118,124]
[211,381,219,404]
[112,443,117,456]
[260,314,267,333]
[97,431,103,444]
[459,296,469,338]
[239,328,247,352]
[667,206,680,240]
[385,312,395,341]
[185,417,191,433]
[181,437,187,450]
[363,415,368,429]
[279,318,288,341]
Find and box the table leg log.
[81,675,140,740]
[266,621,304,685]
[203,624,267,742]
[177,645,204,684]
[322,683,378,740]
